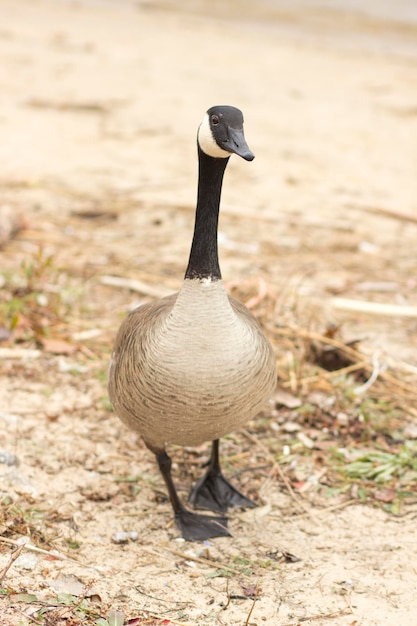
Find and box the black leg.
[156,450,231,541]
[188,439,257,513]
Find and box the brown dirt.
[1,1,417,625]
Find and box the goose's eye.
[211,115,220,125]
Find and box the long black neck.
[184,146,229,280]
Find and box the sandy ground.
[1,1,417,625]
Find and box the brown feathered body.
[108,278,276,451]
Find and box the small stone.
[274,389,302,409]
[111,531,139,544]
[0,450,20,466]
[15,552,38,571]
[47,574,85,596]
[336,412,349,425]
[111,532,129,544]
[6,472,37,496]
[297,432,314,449]
[282,421,301,433]
[0,412,22,427]
[404,422,417,439]
[36,293,48,307]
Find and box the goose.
[108,105,276,541]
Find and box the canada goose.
[108,105,276,541]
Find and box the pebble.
[404,422,417,439]
[15,552,39,571]
[111,531,139,544]
[297,432,315,449]
[0,412,22,427]
[0,450,20,466]
[6,472,37,496]
[282,421,301,433]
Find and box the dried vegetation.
[1,180,416,625]
[1,0,417,624]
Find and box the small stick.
[0,348,41,359]
[0,536,69,561]
[163,546,239,575]
[353,203,417,225]
[147,615,195,626]
[271,325,417,397]
[354,352,382,395]
[222,578,231,611]
[270,327,364,362]
[331,297,417,318]
[241,430,322,525]
[281,360,369,389]
[289,498,358,518]
[163,198,353,229]
[245,278,268,310]
[244,581,259,626]
[100,275,172,298]
[0,542,25,585]
[295,607,353,622]
[16,609,40,625]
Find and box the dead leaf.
[47,574,85,596]
[374,488,396,503]
[0,326,12,342]
[266,550,301,563]
[274,388,302,409]
[10,593,38,603]
[240,582,258,598]
[40,338,77,354]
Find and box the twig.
[354,352,383,395]
[285,359,368,389]
[270,326,364,362]
[353,203,417,225]
[0,542,25,585]
[167,198,353,230]
[323,359,368,378]
[15,609,40,624]
[0,348,41,359]
[244,581,259,626]
[222,578,231,611]
[162,546,239,575]
[147,615,195,626]
[275,464,322,525]
[379,369,417,396]
[245,278,268,310]
[25,97,124,114]
[385,357,417,377]
[289,498,358,518]
[271,325,417,397]
[241,430,322,525]
[0,536,69,561]
[331,297,417,318]
[135,587,189,606]
[289,607,353,623]
[100,275,172,298]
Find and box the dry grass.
[1,193,416,623]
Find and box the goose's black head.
[197,105,255,161]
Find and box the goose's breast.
[110,280,276,448]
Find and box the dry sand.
[1,1,417,624]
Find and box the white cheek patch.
[198,113,231,158]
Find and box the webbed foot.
[189,468,256,513]
[154,447,232,541]
[175,508,230,541]
[188,439,257,513]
